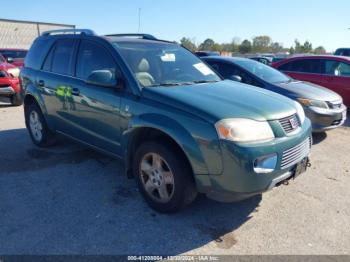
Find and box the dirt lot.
[0,100,350,255]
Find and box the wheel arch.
[123,114,211,190]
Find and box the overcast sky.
[2,0,349,51]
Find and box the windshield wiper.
[192,80,220,84]
[148,82,184,87]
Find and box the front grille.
[279,114,300,134]
[281,137,312,169]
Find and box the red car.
[273,55,350,107]
[0,54,22,106]
[0,48,27,68]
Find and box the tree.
[293,39,313,54]
[180,37,197,51]
[199,38,215,51]
[252,36,272,52]
[239,39,252,54]
[270,42,284,53]
[314,46,326,54]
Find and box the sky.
[1,0,349,52]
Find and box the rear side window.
[76,40,116,80]
[51,39,76,76]
[25,38,55,70]
[325,60,350,77]
[279,59,323,74]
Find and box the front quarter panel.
[120,94,223,190]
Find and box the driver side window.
[76,40,117,81]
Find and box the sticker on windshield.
[193,63,215,76]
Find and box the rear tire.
[10,93,23,106]
[133,141,197,213]
[25,102,56,147]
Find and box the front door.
[62,39,124,156]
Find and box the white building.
[0,19,75,49]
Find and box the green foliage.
[314,46,326,54]
[180,37,197,51]
[239,40,252,54]
[185,35,324,55]
[252,36,272,53]
[199,38,216,51]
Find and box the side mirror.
[7,57,14,63]
[229,75,242,82]
[86,70,117,88]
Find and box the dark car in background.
[0,48,28,68]
[272,55,350,107]
[0,54,22,105]
[195,51,220,57]
[249,56,272,65]
[203,56,347,132]
[335,48,350,57]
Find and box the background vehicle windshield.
[0,54,5,63]
[113,41,221,87]
[0,50,27,59]
[235,59,291,83]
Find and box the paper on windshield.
[193,63,215,76]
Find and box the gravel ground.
[0,100,350,255]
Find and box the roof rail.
[41,29,96,37]
[104,33,157,40]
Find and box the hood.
[143,80,297,123]
[274,80,342,103]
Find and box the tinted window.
[208,61,262,87]
[76,41,116,80]
[42,47,54,71]
[325,60,350,77]
[51,39,76,76]
[25,38,55,70]
[233,59,290,83]
[335,49,350,56]
[0,54,5,63]
[279,59,323,74]
[0,50,27,59]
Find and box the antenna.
[138,8,141,33]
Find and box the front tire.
[133,141,197,213]
[25,102,56,147]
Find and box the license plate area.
[294,157,310,178]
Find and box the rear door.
[278,58,325,86]
[37,38,78,132]
[64,39,124,156]
[322,59,350,106]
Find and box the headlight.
[297,98,329,109]
[7,68,20,78]
[215,118,275,143]
[294,101,305,124]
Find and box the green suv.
[21,30,312,213]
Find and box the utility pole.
[138,8,141,33]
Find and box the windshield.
[0,50,27,59]
[235,59,291,83]
[113,41,221,87]
[0,54,5,63]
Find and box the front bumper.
[0,86,15,95]
[206,118,312,202]
[305,105,347,132]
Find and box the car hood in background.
[143,80,297,123]
[275,81,342,103]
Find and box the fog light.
[254,153,277,174]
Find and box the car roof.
[0,48,28,51]
[202,56,254,63]
[279,55,350,63]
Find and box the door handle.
[38,80,45,87]
[71,88,80,96]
